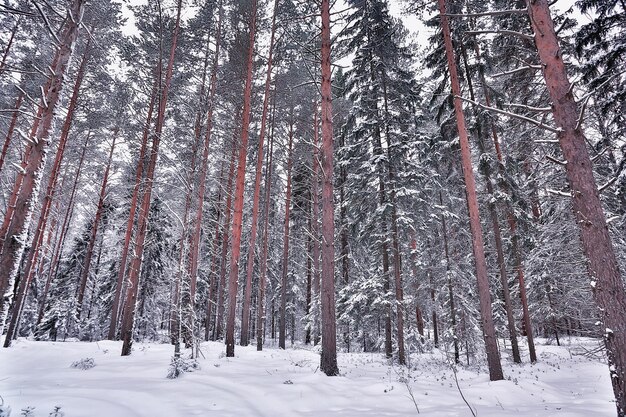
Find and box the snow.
[0,338,616,416]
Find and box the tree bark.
[320,0,339,376]
[527,0,626,411]
[1,0,86,342]
[107,67,159,340]
[240,0,277,346]
[311,103,321,346]
[120,0,182,356]
[0,91,24,175]
[279,119,294,350]
[225,0,257,358]
[437,0,503,380]
[256,98,276,351]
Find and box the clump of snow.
[70,358,95,370]
[0,338,617,416]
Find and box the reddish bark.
[320,0,339,375]
[527,0,626,411]
[0,91,24,175]
[438,0,503,380]
[76,134,117,316]
[186,6,222,343]
[279,119,294,350]
[120,0,182,356]
[458,43,522,364]
[107,68,159,340]
[240,0,277,346]
[1,1,86,344]
[225,0,258,358]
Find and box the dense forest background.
[0,0,625,412]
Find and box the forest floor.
[0,336,615,417]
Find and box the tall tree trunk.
[76,134,117,316]
[37,133,90,325]
[381,76,405,365]
[225,0,258,358]
[311,104,321,346]
[1,5,87,341]
[120,0,182,356]
[458,42,522,364]
[527,0,626,411]
[107,67,159,340]
[319,0,339,375]
[279,119,294,350]
[215,141,237,341]
[256,98,276,351]
[338,127,350,349]
[437,0,503,380]
[186,0,223,350]
[0,91,24,175]
[240,0,277,346]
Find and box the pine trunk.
[120,0,182,356]
[107,68,159,340]
[279,120,294,350]
[527,0,626,411]
[320,0,339,375]
[225,0,258,358]
[1,1,86,341]
[0,91,24,175]
[438,0,503,380]
[240,0,277,346]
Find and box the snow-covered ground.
[0,337,615,416]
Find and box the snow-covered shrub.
[48,406,64,417]
[70,357,95,370]
[166,355,200,379]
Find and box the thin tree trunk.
[76,134,117,316]
[256,98,276,351]
[107,67,159,340]
[37,133,90,324]
[215,138,238,341]
[1,4,87,342]
[240,0,277,346]
[279,119,294,350]
[225,0,258,358]
[0,91,24,175]
[311,104,321,346]
[437,0,503,380]
[186,0,223,350]
[440,192,459,364]
[120,0,182,356]
[320,0,339,375]
[527,0,626,411]
[459,42,522,364]
[0,17,19,75]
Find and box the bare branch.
[546,155,567,165]
[599,176,618,193]
[547,188,571,197]
[31,1,61,46]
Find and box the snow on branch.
[464,29,534,41]
[31,1,61,47]
[444,8,528,18]
[546,155,567,165]
[492,64,541,78]
[455,96,561,133]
